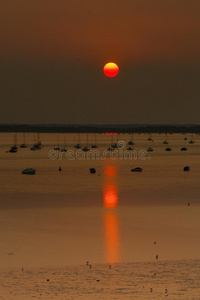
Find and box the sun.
[103,62,119,77]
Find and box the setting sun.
[103,62,119,77]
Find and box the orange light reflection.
[103,165,118,208]
[103,133,118,135]
[103,165,120,264]
[104,185,118,208]
[104,212,119,264]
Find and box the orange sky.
[0,0,200,124]
[0,0,200,64]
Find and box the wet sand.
[1,259,200,299]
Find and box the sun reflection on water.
[103,165,120,264]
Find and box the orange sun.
[103,62,119,77]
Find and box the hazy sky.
[0,0,200,124]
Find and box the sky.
[0,0,200,124]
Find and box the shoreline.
[1,257,199,271]
[0,124,200,133]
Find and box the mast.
[64,135,66,148]
[23,133,26,145]
[94,133,96,145]
[57,134,59,147]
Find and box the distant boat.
[74,133,81,149]
[60,135,67,152]
[20,143,27,148]
[183,166,190,171]
[9,133,18,152]
[20,133,27,148]
[22,168,36,175]
[111,143,118,148]
[54,135,60,150]
[34,142,41,150]
[82,146,90,152]
[147,134,153,141]
[35,133,41,149]
[30,133,41,150]
[30,142,41,150]
[60,147,67,152]
[188,133,195,144]
[127,147,134,151]
[165,147,171,151]
[9,146,18,153]
[110,133,119,148]
[91,134,98,148]
[112,138,124,149]
[163,140,168,144]
[181,147,187,151]
[128,133,135,145]
[74,143,81,149]
[90,168,96,174]
[54,146,60,150]
[107,147,114,151]
[82,134,90,151]
[147,147,154,152]
[131,167,143,172]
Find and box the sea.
[1,132,200,270]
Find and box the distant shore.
[0,124,200,133]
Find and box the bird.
[58,166,62,171]
[154,241,156,245]
[156,255,158,260]
[150,288,153,292]
[165,288,168,293]
[89,265,92,269]
[86,261,89,265]
[188,203,190,206]
[109,265,112,269]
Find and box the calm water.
[0,133,200,268]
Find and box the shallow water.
[0,133,200,269]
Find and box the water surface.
[0,133,200,268]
